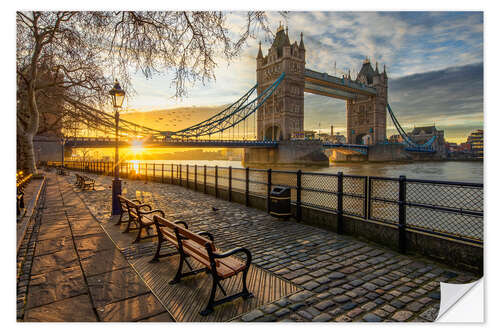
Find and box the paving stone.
[347,307,364,318]
[274,308,291,318]
[292,275,313,285]
[34,237,74,256]
[297,310,314,320]
[275,297,291,307]
[30,250,79,275]
[96,293,165,322]
[314,300,335,311]
[87,267,150,308]
[80,249,130,277]
[303,280,320,290]
[333,295,350,303]
[363,313,382,322]
[361,301,377,311]
[241,309,264,321]
[24,294,97,322]
[392,310,413,322]
[327,272,346,280]
[26,266,87,309]
[341,302,357,311]
[312,313,332,322]
[75,234,117,257]
[288,290,314,303]
[419,306,438,321]
[406,301,424,312]
[260,303,280,314]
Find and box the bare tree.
[17,11,281,173]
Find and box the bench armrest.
[139,208,164,217]
[198,231,214,242]
[137,204,152,211]
[174,220,189,229]
[212,247,252,267]
[131,199,142,204]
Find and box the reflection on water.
[125,159,483,183]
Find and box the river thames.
[125,159,483,183]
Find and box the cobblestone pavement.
[19,173,173,322]
[69,171,479,322]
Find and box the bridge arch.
[265,126,282,141]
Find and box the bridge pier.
[243,140,329,168]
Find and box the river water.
[126,159,483,183]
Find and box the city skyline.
[122,11,483,143]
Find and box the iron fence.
[55,160,484,248]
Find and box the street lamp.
[109,79,125,216]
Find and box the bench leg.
[150,237,164,263]
[132,223,144,243]
[200,274,218,316]
[169,253,185,285]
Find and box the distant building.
[389,134,404,143]
[445,142,458,153]
[409,125,446,156]
[304,130,316,140]
[458,142,472,153]
[467,129,483,159]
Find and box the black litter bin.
[269,186,292,218]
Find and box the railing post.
[194,165,198,191]
[215,166,218,198]
[186,164,189,189]
[296,170,302,222]
[245,167,250,207]
[171,163,174,184]
[398,175,407,254]
[367,177,372,220]
[153,163,155,182]
[364,176,368,219]
[267,168,272,214]
[204,165,207,194]
[161,163,164,183]
[138,163,141,180]
[228,166,232,202]
[178,164,181,185]
[145,163,148,182]
[337,171,344,234]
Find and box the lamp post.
[109,80,125,216]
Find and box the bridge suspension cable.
[387,103,436,152]
[167,73,286,139]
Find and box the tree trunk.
[18,132,36,174]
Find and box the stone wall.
[243,140,329,167]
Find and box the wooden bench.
[16,173,32,217]
[152,215,253,316]
[74,174,95,190]
[117,194,165,243]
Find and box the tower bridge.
[49,23,441,166]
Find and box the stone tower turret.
[256,24,305,140]
[346,58,388,144]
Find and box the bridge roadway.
[62,137,369,154]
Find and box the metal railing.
[52,160,484,249]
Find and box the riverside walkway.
[18,170,478,322]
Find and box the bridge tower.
[256,24,305,140]
[346,59,388,144]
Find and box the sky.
[123,11,483,143]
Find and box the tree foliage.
[16,11,280,172]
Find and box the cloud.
[125,12,483,142]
